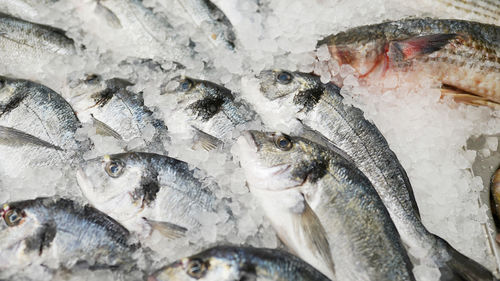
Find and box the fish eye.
[105,160,125,178]
[274,135,293,151]
[186,259,206,279]
[178,79,193,92]
[276,71,292,84]
[3,209,23,227]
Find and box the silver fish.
[237,130,415,281]
[0,197,138,279]
[76,152,218,238]
[256,70,497,280]
[174,0,236,49]
[68,75,169,153]
[149,245,331,281]
[162,76,258,150]
[0,76,84,176]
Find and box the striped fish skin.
[318,18,500,106]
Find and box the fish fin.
[143,217,187,239]
[0,126,63,151]
[388,34,457,61]
[91,115,124,140]
[95,1,122,29]
[294,197,335,277]
[440,86,500,109]
[191,126,223,151]
[436,237,498,281]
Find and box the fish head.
[77,153,147,220]
[0,200,49,270]
[318,32,388,77]
[164,76,229,122]
[237,130,327,191]
[149,248,240,281]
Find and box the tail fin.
[436,237,498,281]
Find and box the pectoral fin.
[294,199,336,278]
[440,86,500,109]
[143,217,187,239]
[191,126,222,151]
[388,33,458,61]
[95,1,122,29]
[91,115,123,140]
[0,126,63,151]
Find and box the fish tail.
[435,237,498,281]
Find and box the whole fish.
[162,76,258,150]
[149,245,331,281]
[173,0,236,49]
[68,74,168,153]
[76,152,218,238]
[237,130,415,281]
[70,0,186,61]
[317,18,500,107]
[0,197,138,279]
[0,76,84,176]
[256,69,496,280]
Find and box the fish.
[0,76,85,177]
[0,197,138,279]
[408,0,500,25]
[149,245,331,281]
[0,0,59,22]
[237,130,415,281]
[256,69,497,280]
[76,152,218,238]
[69,0,187,61]
[174,0,236,49]
[162,76,259,150]
[317,18,500,107]
[68,74,169,153]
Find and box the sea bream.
[317,18,500,107]
[149,245,331,281]
[0,76,84,177]
[68,74,169,153]
[76,152,219,239]
[237,130,415,281]
[255,70,497,280]
[0,197,138,279]
[162,76,259,150]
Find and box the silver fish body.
[76,152,218,237]
[256,70,497,280]
[237,130,415,281]
[68,75,168,153]
[163,76,258,149]
[150,245,331,281]
[0,197,137,279]
[0,76,84,176]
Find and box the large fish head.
[0,200,51,270]
[258,69,323,102]
[76,153,147,220]
[164,76,229,122]
[237,130,327,191]
[149,247,240,281]
[318,32,387,77]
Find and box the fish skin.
[237,130,415,281]
[0,76,84,174]
[68,75,169,153]
[150,245,331,281]
[76,152,218,237]
[256,70,497,281]
[163,76,258,148]
[317,18,500,105]
[174,0,236,49]
[0,197,138,278]
[491,167,500,230]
